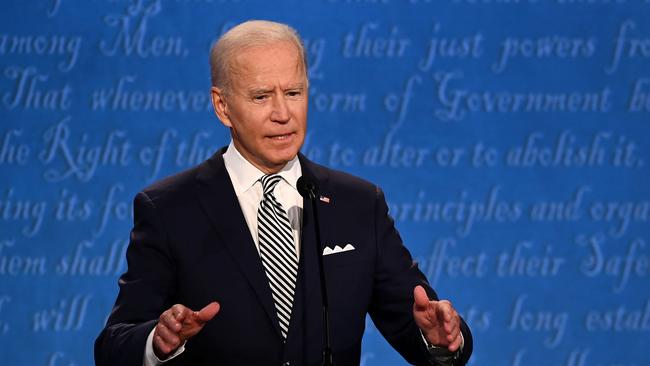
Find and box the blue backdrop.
[1,0,650,365]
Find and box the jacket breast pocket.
[322,248,370,268]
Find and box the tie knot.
[260,174,282,195]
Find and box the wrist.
[419,329,461,360]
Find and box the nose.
[270,94,290,123]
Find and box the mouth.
[267,132,295,141]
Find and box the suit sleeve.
[95,192,178,366]
[367,187,473,366]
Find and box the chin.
[275,150,299,164]
[265,147,299,166]
[273,142,301,157]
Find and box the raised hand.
[153,302,220,359]
[412,286,462,352]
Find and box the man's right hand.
[153,302,220,360]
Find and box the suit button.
[282,362,290,366]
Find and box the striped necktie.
[257,174,298,339]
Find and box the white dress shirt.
[222,142,304,258]
[143,142,303,366]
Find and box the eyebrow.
[248,88,273,95]
[247,83,306,95]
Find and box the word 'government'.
[433,71,611,121]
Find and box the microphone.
[297,176,318,200]
[297,176,333,366]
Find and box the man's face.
[212,41,308,174]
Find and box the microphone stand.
[300,179,334,366]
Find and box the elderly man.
[95,20,473,366]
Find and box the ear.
[211,86,232,128]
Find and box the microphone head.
[297,176,319,199]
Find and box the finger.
[436,300,454,323]
[413,286,430,311]
[155,322,181,346]
[195,302,220,323]
[171,304,190,322]
[160,310,182,332]
[443,314,458,334]
[154,334,176,357]
[446,322,460,343]
[447,333,463,352]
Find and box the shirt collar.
[223,141,302,195]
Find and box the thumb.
[413,285,430,311]
[195,301,220,323]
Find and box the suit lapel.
[194,149,282,337]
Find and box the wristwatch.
[421,331,461,363]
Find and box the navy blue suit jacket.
[94,149,473,365]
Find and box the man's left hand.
[412,285,463,352]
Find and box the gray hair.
[209,20,308,92]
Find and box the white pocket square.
[322,244,355,256]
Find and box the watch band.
[421,331,461,363]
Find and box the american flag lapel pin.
[319,195,331,204]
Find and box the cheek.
[293,106,308,127]
[235,112,266,138]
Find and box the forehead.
[230,41,305,88]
